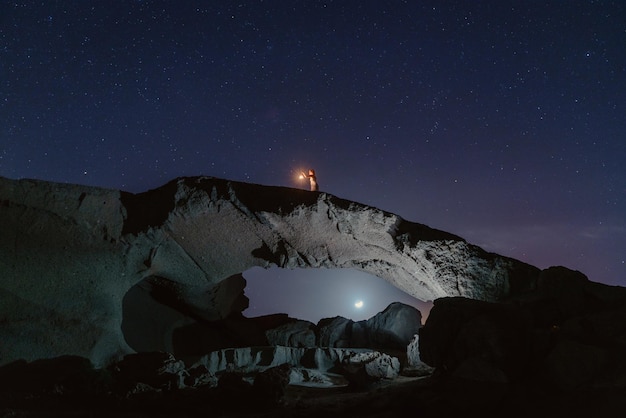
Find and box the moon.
[354,300,364,308]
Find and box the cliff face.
[0,176,539,366]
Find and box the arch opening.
[121,267,434,358]
[242,266,433,324]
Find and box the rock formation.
[405,334,434,376]
[316,301,422,349]
[0,175,539,366]
[192,345,399,381]
[265,319,317,348]
[419,267,626,390]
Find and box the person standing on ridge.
[301,169,319,191]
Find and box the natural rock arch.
[0,176,539,366]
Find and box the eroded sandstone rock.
[419,267,626,391]
[265,320,316,348]
[405,334,434,376]
[316,302,422,350]
[1,175,539,366]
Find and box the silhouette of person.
[301,169,319,191]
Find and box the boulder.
[341,351,400,389]
[365,301,422,349]
[253,363,292,405]
[317,316,353,347]
[288,367,347,387]
[315,302,422,350]
[0,355,111,396]
[419,296,531,382]
[418,266,626,393]
[351,351,400,379]
[265,320,316,348]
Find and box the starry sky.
[2,1,625,323]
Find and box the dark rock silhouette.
[419,266,626,391]
[252,363,292,406]
[265,319,317,348]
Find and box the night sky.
[2,1,625,323]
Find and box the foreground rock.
[3,349,626,418]
[192,345,400,384]
[0,355,111,397]
[0,175,539,366]
[0,346,399,400]
[419,267,626,393]
[341,351,401,389]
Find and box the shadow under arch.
[121,273,249,356]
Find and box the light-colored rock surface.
[405,334,435,376]
[343,351,400,379]
[0,176,539,366]
[192,345,399,384]
[0,178,132,367]
[194,346,344,374]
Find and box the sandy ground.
[0,376,429,418]
[2,374,625,418]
